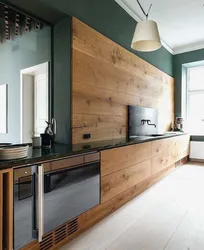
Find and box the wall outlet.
[83,134,91,139]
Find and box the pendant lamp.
[131,0,161,52]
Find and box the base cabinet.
[4,135,190,250]
[101,135,190,203]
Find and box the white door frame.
[20,62,49,143]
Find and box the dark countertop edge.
[0,133,188,170]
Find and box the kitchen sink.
[0,143,12,146]
[147,134,165,137]
[129,136,154,141]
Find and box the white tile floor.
[61,163,204,250]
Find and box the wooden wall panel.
[73,80,159,109]
[72,93,126,116]
[72,114,126,144]
[72,18,169,84]
[73,49,165,101]
[101,142,152,176]
[72,17,174,144]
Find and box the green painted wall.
[53,17,72,144]
[43,0,173,77]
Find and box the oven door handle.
[38,164,44,242]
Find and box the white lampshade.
[131,20,161,52]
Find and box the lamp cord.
[136,0,152,20]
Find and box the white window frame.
[186,65,204,135]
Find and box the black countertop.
[0,133,186,170]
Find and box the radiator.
[190,141,204,160]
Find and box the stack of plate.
[0,145,29,160]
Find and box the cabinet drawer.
[50,156,84,171]
[84,153,100,163]
[14,167,31,182]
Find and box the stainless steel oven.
[13,152,100,250]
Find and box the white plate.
[0,146,28,160]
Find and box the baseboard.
[189,158,204,163]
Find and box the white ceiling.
[115,0,204,54]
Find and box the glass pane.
[188,93,204,135]
[189,67,204,90]
[44,163,100,234]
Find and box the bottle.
[45,121,54,135]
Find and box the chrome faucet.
[141,119,157,128]
[147,120,156,128]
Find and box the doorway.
[20,62,49,143]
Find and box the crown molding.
[174,43,204,55]
[115,0,174,54]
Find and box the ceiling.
[115,0,204,54]
[5,0,204,54]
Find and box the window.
[187,66,204,135]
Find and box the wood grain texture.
[72,17,174,144]
[101,142,152,176]
[14,166,31,183]
[72,18,170,84]
[102,135,190,202]
[101,159,151,203]
[50,156,84,171]
[151,154,176,175]
[20,241,40,250]
[151,135,190,175]
[84,152,100,163]
[3,170,13,250]
[72,113,126,144]
[73,49,164,101]
[151,135,190,158]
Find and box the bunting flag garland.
[0,2,44,43]
[4,5,9,40]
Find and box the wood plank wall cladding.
[71,17,174,144]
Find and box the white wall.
[190,141,204,160]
